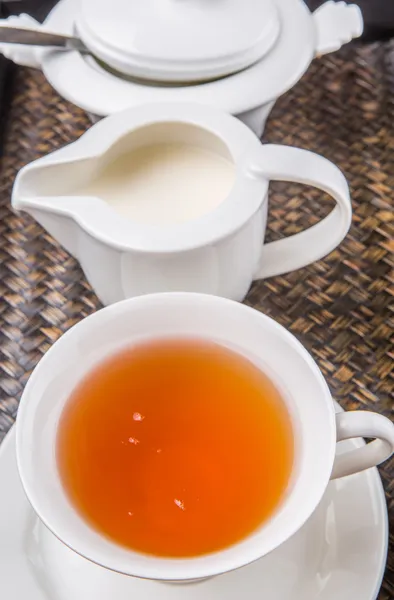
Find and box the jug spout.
[12,151,98,202]
[12,195,81,260]
[11,154,97,259]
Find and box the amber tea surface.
[57,338,294,557]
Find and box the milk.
[76,143,235,225]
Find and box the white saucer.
[0,402,388,600]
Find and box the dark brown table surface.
[0,41,393,598]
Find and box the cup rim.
[16,293,336,580]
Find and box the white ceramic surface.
[0,407,389,599]
[13,102,353,305]
[15,293,394,581]
[76,0,280,82]
[0,0,363,132]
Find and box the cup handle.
[330,411,394,479]
[251,145,352,280]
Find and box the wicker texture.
[0,41,393,598]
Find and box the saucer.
[0,402,388,600]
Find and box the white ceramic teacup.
[13,103,352,305]
[16,293,394,582]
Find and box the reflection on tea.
[57,338,294,557]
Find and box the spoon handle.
[0,26,88,53]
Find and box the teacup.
[16,293,394,582]
[13,103,352,305]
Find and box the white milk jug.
[12,103,352,305]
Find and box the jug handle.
[251,144,352,281]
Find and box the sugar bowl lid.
[76,0,281,83]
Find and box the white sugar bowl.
[0,0,363,136]
[12,102,352,305]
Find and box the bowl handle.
[313,1,363,56]
[251,144,352,280]
[331,411,394,479]
[0,14,44,68]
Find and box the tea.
[57,338,294,558]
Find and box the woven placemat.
[0,41,393,598]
